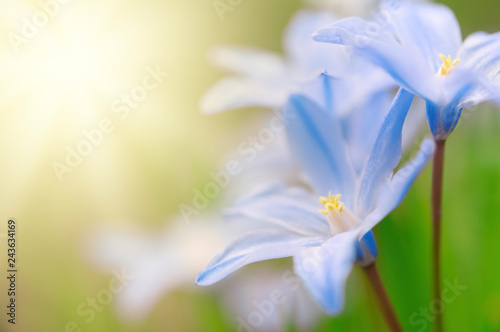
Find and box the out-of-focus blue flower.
[200,10,395,115]
[200,7,428,170]
[200,6,428,166]
[313,0,500,139]
[197,74,435,314]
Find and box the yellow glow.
[436,54,461,77]
[319,192,344,214]
[0,0,315,329]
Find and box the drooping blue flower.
[196,73,435,314]
[313,0,500,140]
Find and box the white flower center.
[319,193,362,235]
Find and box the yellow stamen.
[319,192,344,215]
[436,54,461,77]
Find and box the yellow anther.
[318,192,344,215]
[436,54,461,77]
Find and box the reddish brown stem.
[364,263,403,332]
[432,139,446,332]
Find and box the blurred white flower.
[86,214,229,322]
[221,266,321,332]
[200,10,346,114]
[200,9,426,153]
[84,135,321,330]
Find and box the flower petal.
[355,88,414,217]
[222,137,301,210]
[196,229,326,286]
[293,73,336,114]
[458,31,500,78]
[313,1,462,104]
[359,138,435,237]
[226,181,331,237]
[332,66,396,118]
[401,97,427,154]
[379,0,461,71]
[457,31,500,106]
[200,76,288,114]
[285,94,356,205]
[343,88,394,174]
[293,231,358,315]
[209,46,288,81]
[284,10,343,76]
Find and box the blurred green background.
[0,0,499,331]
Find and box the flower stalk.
[364,263,402,332]
[431,139,446,332]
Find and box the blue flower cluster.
[197,0,500,321]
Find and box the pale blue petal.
[401,97,427,154]
[209,46,287,82]
[359,138,435,237]
[201,46,290,114]
[284,10,343,76]
[285,94,356,206]
[294,72,397,175]
[294,66,397,175]
[196,229,326,286]
[443,67,486,105]
[313,1,462,104]
[294,73,335,113]
[355,88,414,217]
[343,88,394,174]
[293,231,358,315]
[222,134,298,202]
[458,31,500,77]
[378,0,461,71]
[302,69,397,176]
[332,67,396,118]
[457,31,500,106]
[313,18,432,97]
[200,76,288,114]
[226,182,331,237]
[297,69,395,119]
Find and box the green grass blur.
[0,0,499,331]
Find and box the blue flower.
[313,0,500,139]
[200,10,396,115]
[197,74,435,314]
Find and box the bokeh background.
[0,0,499,331]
